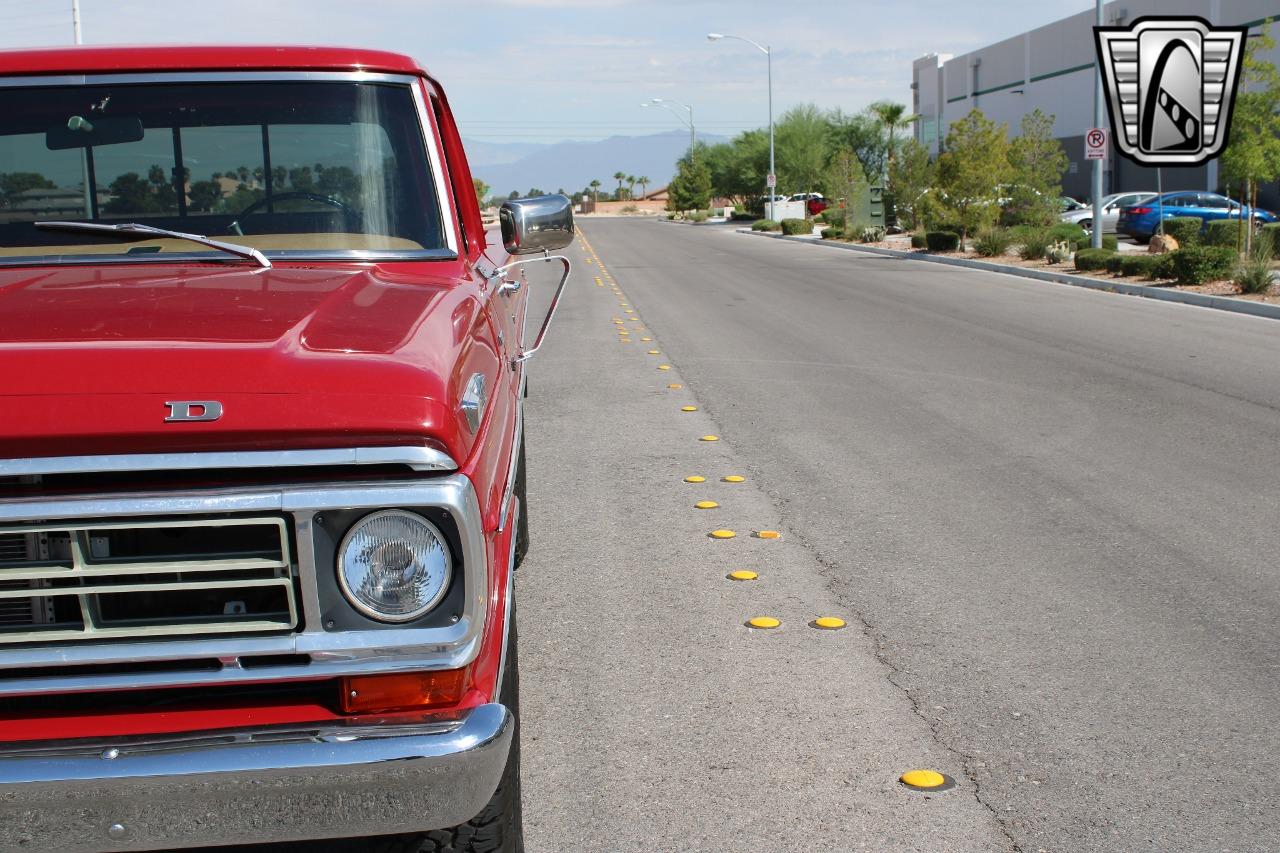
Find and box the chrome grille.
[0,517,297,644]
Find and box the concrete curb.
[740,229,1280,322]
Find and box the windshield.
[0,79,447,263]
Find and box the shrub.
[751,219,781,232]
[1204,219,1246,248]
[925,230,961,252]
[1259,222,1280,254]
[731,210,758,221]
[820,226,844,240]
[1048,222,1088,247]
[780,218,813,236]
[1118,255,1160,278]
[820,208,846,226]
[1152,252,1177,281]
[1162,216,1203,246]
[1074,248,1114,271]
[858,224,886,243]
[973,227,1013,257]
[1165,245,1238,284]
[1235,243,1276,294]
[910,232,928,249]
[687,210,709,222]
[1104,253,1126,274]
[1018,228,1053,260]
[1102,234,1118,251]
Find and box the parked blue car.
[1117,192,1279,242]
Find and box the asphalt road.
[517,219,1280,852]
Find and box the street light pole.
[642,99,695,157]
[72,0,82,44]
[708,33,774,222]
[1091,0,1103,249]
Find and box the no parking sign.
[1086,127,1108,160]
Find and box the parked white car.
[1061,191,1157,233]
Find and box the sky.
[2,0,1092,145]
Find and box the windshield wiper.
[34,221,271,269]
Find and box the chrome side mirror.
[500,194,575,255]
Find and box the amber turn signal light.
[340,669,469,714]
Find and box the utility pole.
[72,0,82,44]
[1091,0,1103,249]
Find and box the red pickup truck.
[0,45,572,852]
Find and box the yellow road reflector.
[699,435,719,442]
[657,365,672,371]
[681,406,698,412]
[641,337,653,342]
[723,475,746,483]
[648,349,661,355]
[728,570,759,581]
[755,530,781,539]
[668,383,683,389]
[694,501,719,509]
[900,770,955,791]
[684,475,706,483]
[709,529,736,539]
[812,617,846,630]
[746,616,780,629]
[613,319,624,324]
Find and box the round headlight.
[337,510,452,623]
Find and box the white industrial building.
[912,1,1280,203]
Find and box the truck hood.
[0,262,494,462]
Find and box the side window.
[431,96,469,254]
[1198,194,1230,209]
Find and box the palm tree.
[589,179,601,204]
[613,171,625,199]
[626,175,637,200]
[637,176,650,198]
[868,101,915,183]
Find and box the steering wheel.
[228,192,357,236]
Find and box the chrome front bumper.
[0,703,513,852]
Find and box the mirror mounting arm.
[489,255,572,368]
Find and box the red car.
[0,45,573,852]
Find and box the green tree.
[188,180,223,212]
[637,176,650,198]
[826,109,885,181]
[775,104,829,195]
[867,101,914,182]
[1006,109,1068,226]
[936,109,1012,238]
[667,151,712,211]
[1220,20,1280,251]
[704,132,769,208]
[473,177,490,208]
[288,166,315,191]
[0,172,55,207]
[589,179,601,203]
[889,139,937,231]
[104,172,156,215]
[613,171,625,197]
[825,149,869,231]
[626,175,636,200]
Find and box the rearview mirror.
[46,115,144,150]
[501,194,574,255]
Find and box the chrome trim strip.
[494,510,517,692]
[0,446,457,478]
[0,477,487,696]
[0,248,458,268]
[497,399,524,534]
[411,78,461,255]
[0,70,422,87]
[0,704,513,852]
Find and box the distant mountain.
[462,139,550,167]
[470,130,727,198]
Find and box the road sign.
[766,173,776,188]
[1085,127,1108,160]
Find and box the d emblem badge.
[164,401,223,422]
